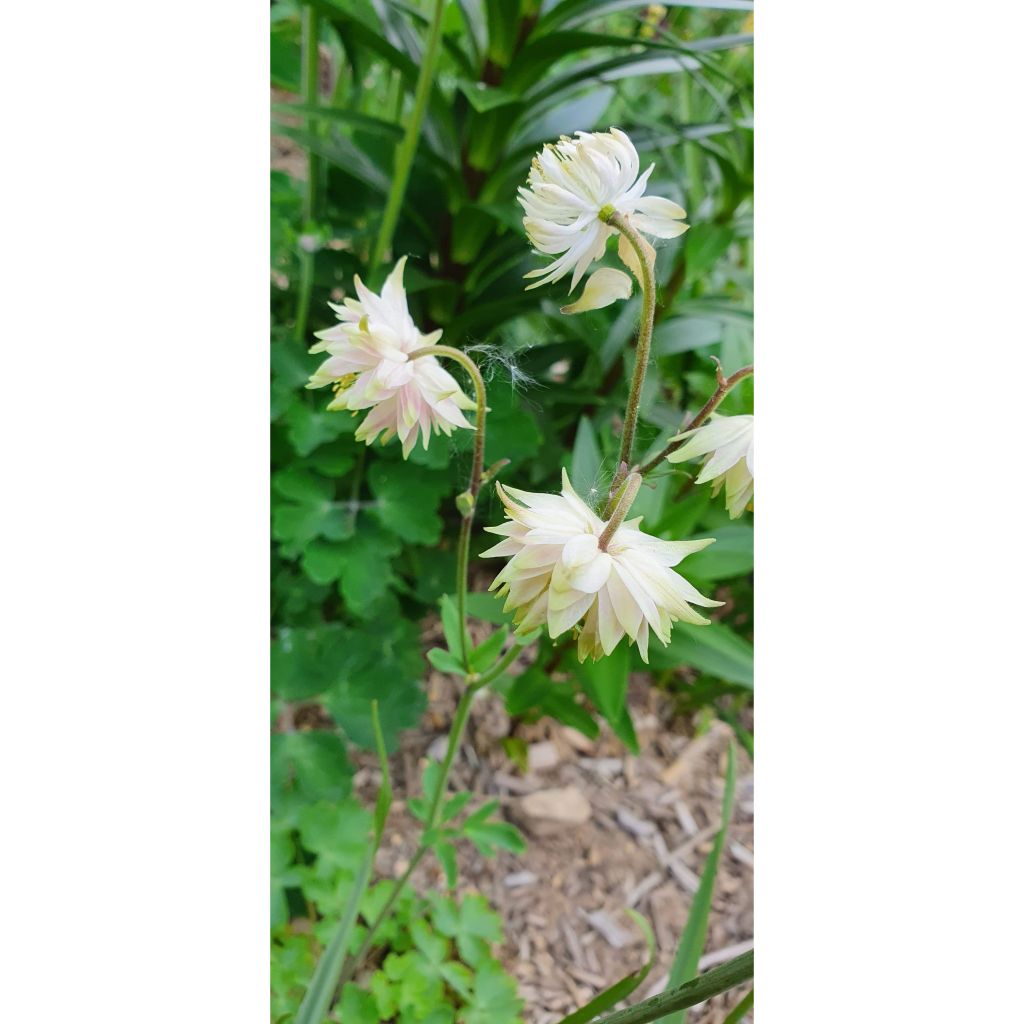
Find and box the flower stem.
[601,210,657,505]
[370,0,446,273]
[639,361,753,476]
[408,344,487,669]
[338,343,500,988]
[591,950,753,1024]
[338,677,485,987]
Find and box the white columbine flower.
[518,127,687,311]
[306,257,476,457]
[481,470,721,662]
[667,414,754,519]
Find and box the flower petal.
[559,267,633,314]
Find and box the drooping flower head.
[482,470,721,662]
[518,128,688,310]
[306,257,476,457]
[667,414,754,519]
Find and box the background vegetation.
[270,1,753,1019]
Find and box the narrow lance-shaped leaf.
[663,743,737,1024]
[293,702,392,1024]
[555,911,656,1023]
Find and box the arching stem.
[600,209,657,507]
[408,345,487,668]
[639,360,753,477]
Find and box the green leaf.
[440,960,473,1000]
[428,892,503,967]
[294,832,376,1024]
[272,624,347,700]
[570,414,603,497]
[682,525,753,580]
[483,0,522,66]
[463,591,514,626]
[284,401,357,458]
[457,79,523,112]
[542,686,601,740]
[469,627,508,672]
[439,594,465,663]
[575,645,639,754]
[428,647,468,676]
[464,819,527,857]
[649,622,753,688]
[654,317,723,356]
[332,522,402,615]
[504,666,551,715]
[664,744,737,1024]
[441,791,473,823]
[461,957,523,1024]
[271,731,352,812]
[368,461,451,545]
[370,700,392,843]
[434,839,458,888]
[338,983,379,1024]
[555,911,656,1023]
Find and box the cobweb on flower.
[464,343,537,391]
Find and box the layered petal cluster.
[482,470,721,662]
[307,257,476,457]
[518,127,688,300]
[668,414,754,519]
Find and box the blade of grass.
[556,912,656,1024]
[294,701,391,1024]
[721,988,753,1024]
[293,3,321,344]
[585,950,753,1024]
[663,743,737,1024]
[370,0,447,273]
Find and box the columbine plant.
[297,126,754,1021]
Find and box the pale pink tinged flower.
[517,127,687,305]
[306,257,476,457]
[667,414,754,519]
[481,470,721,663]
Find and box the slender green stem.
[601,210,657,503]
[370,0,447,272]
[300,4,320,221]
[338,679,484,985]
[338,344,497,986]
[409,344,487,669]
[467,643,522,690]
[293,3,320,343]
[592,950,753,1024]
[639,363,753,476]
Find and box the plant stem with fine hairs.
[600,209,657,506]
[408,344,487,669]
[639,361,753,477]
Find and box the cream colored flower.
[667,414,754,518]
[518,127,687,301]
[481,470,721,662]
[306,257,476,457]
